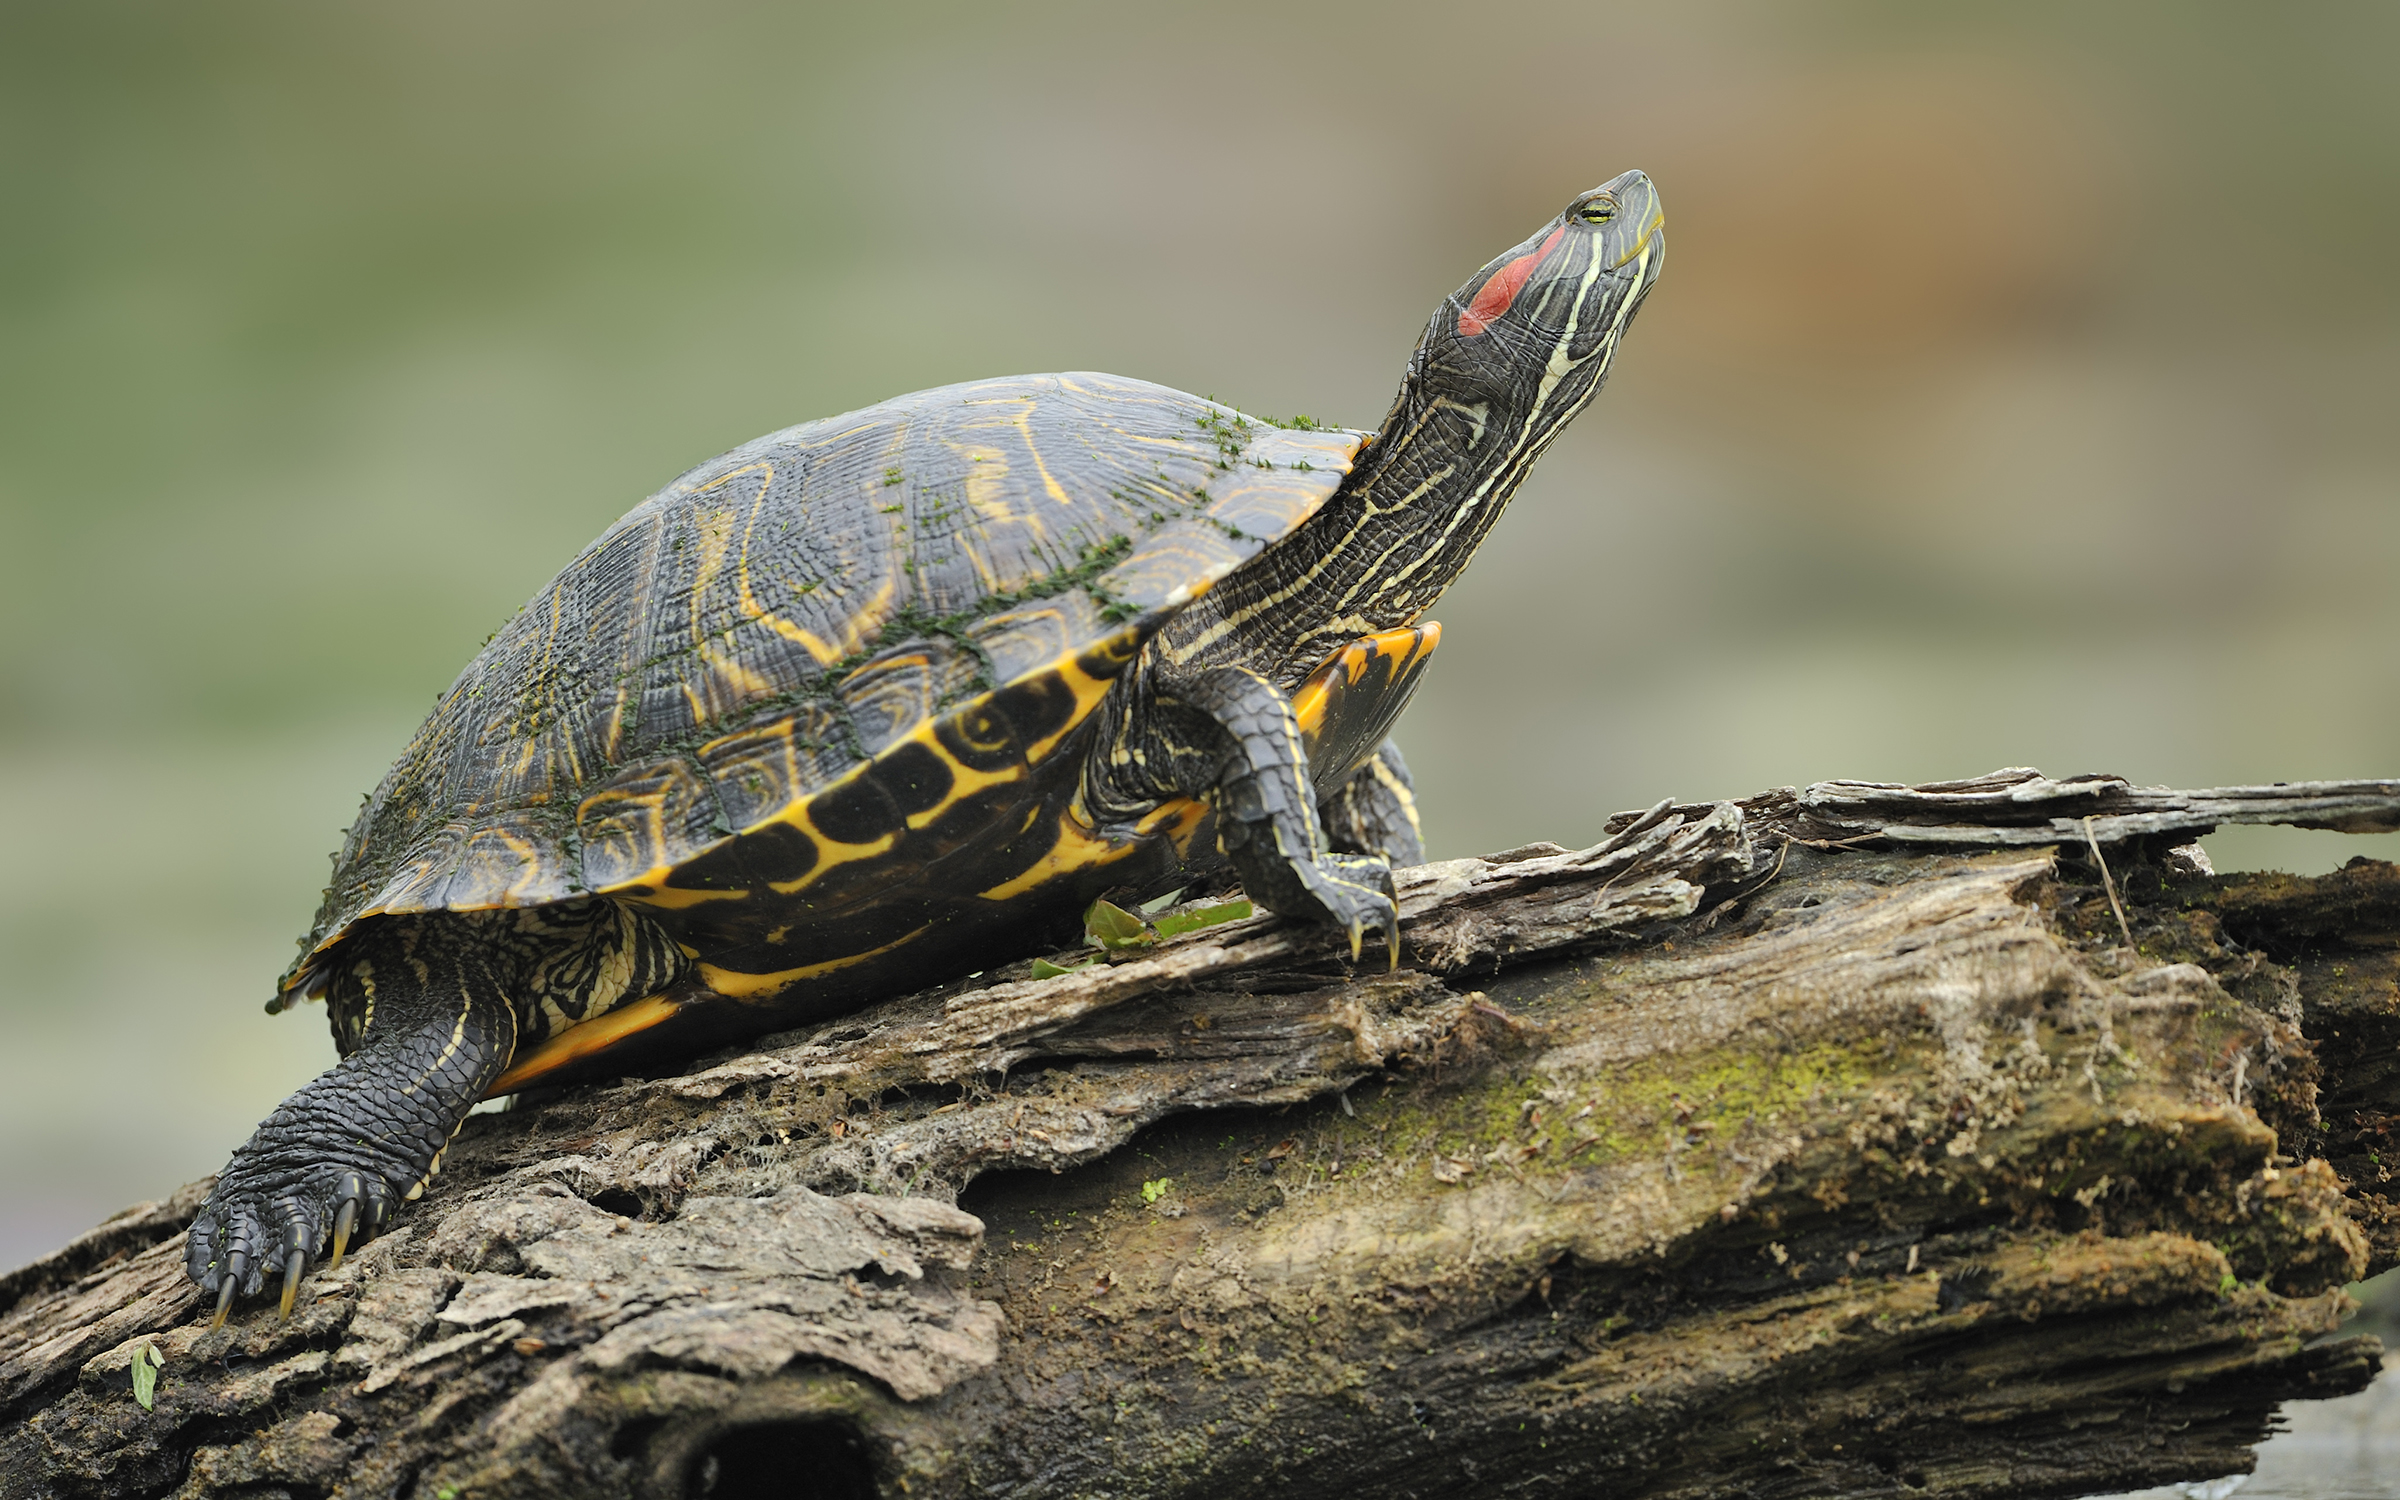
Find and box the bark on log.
[3,769,2397,1500]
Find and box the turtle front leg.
[1092,661,1400,961]
[186,924,517,1325]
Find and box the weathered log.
[3,772,2396,1500]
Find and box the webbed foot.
[189,1164,402,1327]
[1304,851,1401,968]
[1224,831,1401,968]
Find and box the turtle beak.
[1598,169,1665,277]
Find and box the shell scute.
[836,639,981,755]
[867,739,959,821]
[729,820,820,891]
[965,589,1106,683]
[930,699,1025,776]
[802,770,905,850]
[696,701,851,833]
[440,820,557,911]
[1205,429,1368,539]
[575,758,719,892]
[1096,521,1249,609]
[357,824,468,918]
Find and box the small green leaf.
[130,1343,161,1410]
[1030,957,1096,980]
[1137,888,1186,916]
[1141,1177,1173,1204]
[1153,899,1253,939]
[1082,899,1155,950]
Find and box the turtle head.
[1402,169,1664,456]
[1296,172,1663,623]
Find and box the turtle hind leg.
[187,916,516,1322]
[1321,739,1425,867]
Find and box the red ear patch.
[1457,226,1567,337]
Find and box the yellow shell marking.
[975,808,1138,902]
[969,792,1203,904]
[699,923,931,1000]
[760,817,898,897]
[616,879,756,911]
[988,393,1075,507]
[1022,647,1125,764]
[446,824,550,911]
[899,726,1023,832]
[711,461,847,668]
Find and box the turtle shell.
[280,374,1365,1039]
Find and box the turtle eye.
[1576,200,1617,225]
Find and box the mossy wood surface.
[3,771,2397,1500]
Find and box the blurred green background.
[2,1,2396,1268]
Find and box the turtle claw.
[187,1165,400,1328]
[1343,906,1403,971]
[1307,852,1400,971]
[210,1264,240,1331]
[329,1198,358,1272]
[278,1251,306,1322]
[276,1221,314,1321]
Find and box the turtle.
[187,170,1665,1323]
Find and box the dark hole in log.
[588,1188,645,1219]
[612,1417,669,1462]
[687,1421,875,1499]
